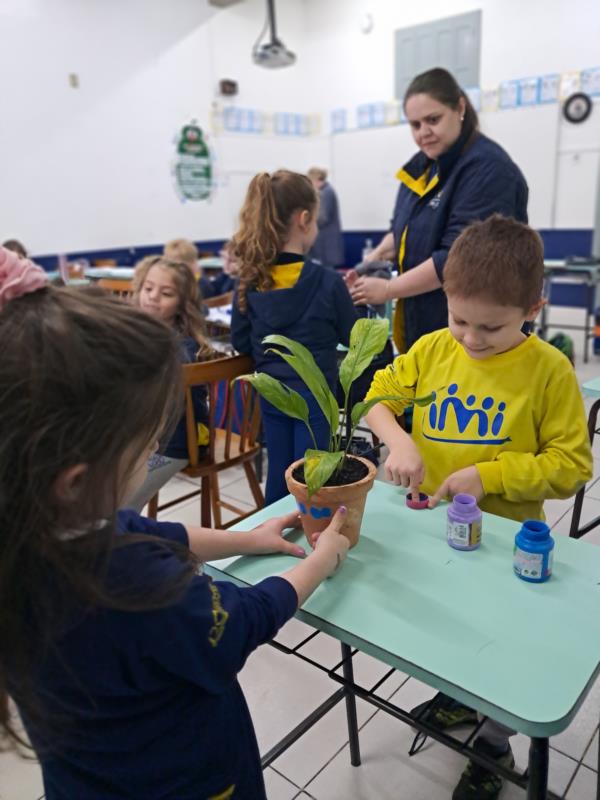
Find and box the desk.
[540,260,600,362]
[206,482,600,799]
[84,267,135,280]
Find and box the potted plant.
[239,318,434,548]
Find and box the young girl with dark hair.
[231,169,357,504]
[0,245,349,800]
[129,255,216,510]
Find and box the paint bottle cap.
[406,492,429,510]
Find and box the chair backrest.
[97,278,134,299]
[204,290,234,309]
[182,354,260,468]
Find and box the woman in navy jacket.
[350,68,528,353]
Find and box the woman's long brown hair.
[232,170,317,312]
[0,285,198,751]
[132,256,215,359]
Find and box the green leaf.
[236,373,310,427]
[339,318,389,398]
[350,391,436,428]
[304,449,344,498]
[263,334,339,436]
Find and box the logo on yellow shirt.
[422,383,511,445]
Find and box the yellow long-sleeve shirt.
[365,329,593,521]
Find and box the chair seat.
[183,428,260,478]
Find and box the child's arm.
[230,291,252,354]
[185,511,306,561]
[366,403,425,496]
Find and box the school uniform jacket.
[231,254,357,389]
[391,130,528,351]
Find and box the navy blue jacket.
[391,131,528,349]
[163,336,208,460]
[231,256,357,388]
[199,271,235,300]
[22,511,297,800]
[309,182,345,268]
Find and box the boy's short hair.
[443,215,544,310]
[164,238,198,268]
[307,167,327,182]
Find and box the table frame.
[257,628,567,799]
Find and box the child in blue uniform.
[231,170,357,504]
[0,245,350,800]
[130,255,216,510]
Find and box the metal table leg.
[341,642,361,766]
[528,737,549,799]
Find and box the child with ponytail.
[231,170,357,504]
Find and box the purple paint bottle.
[447,494,482,551]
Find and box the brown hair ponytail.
[233,170,317,312]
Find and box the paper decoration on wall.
[385,101,401,125]
[499,80,519,109]
[581,67,600,97]
[481,88,499,113]
[559,70,581,100]
[331,109,347,133]
[518,77,540,106]
[357,104,372,128]
[174,122,211,201]
[539,74,560,104]
[465,87,481,111]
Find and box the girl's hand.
[246,512,306,558]
[385,443,425,498]
[428,467,484,508]
[350,276,389,306]
[312,506,350,576]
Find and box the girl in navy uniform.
[129,255,215,511]
[231,170,357,504]
[350,67,528,354]
[0,245,349,800]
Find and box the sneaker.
[411,693,478,730]
[452,737,515,800]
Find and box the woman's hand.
[245,511,306,557]
[350,276,390,306]
[428,467,484,508]
[384,442,425,498]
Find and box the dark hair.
[132,256,215,359]
[2,239,27,259]
[443,214,544,309]
[404,67,479,138]
[0,285,197,750]
[232,170,317,312]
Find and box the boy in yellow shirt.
[365,214,592,800]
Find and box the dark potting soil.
[292,456,369,487]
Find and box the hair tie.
[0,246,49,311]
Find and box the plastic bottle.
[361,238,373,261]
[447,493,482,551]
[513,520,554,582]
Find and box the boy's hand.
[312,506,350,576]
[246,512,306,558]
[428,467,484,508]
[385,443,425,498]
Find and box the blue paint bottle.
[513,520,554,582]
[447,494,482,551]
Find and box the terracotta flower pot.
[285,455,377,549]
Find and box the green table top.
[205,481,600,737]
[583,377,600,397]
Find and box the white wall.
[0,0,599,254]
[0,0,315,254]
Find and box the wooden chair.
[147,354,264,528]
[97,278,134,300]
[204,290,233,309]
